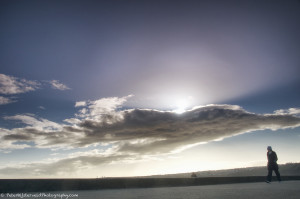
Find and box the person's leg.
[274,169,281,181]
[267,169,273,182]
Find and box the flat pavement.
[2,180,299,199]
[89,180,300,199]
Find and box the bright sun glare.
[174,99,189,114]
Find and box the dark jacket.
[267,151,278,170]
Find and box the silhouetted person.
[266,146,281,183]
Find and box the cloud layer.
[0,151,130,177]
[1,95,300,176]
[2,98,300,152]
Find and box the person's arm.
[274,152,278,162]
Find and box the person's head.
[267,146,272,151]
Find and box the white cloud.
[38,106,46,110]
[274,108,300,116]
[75,101,86,107]
[49,80,70,90]
[4,114,62,132]
[0,96,16,105]
[0,74,71,106]
[64,118,81,125]
[87,95,129,115]
[0,74,40,95]
[0,74,71,94]
[75,95,133,121]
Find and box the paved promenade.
[2,180,298,199]
[82,180,300,199]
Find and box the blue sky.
[0,0,300,178]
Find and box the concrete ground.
[76,180,300,199]
[2,181,300,199]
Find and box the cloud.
[2,98,300,154]
[49,80,71,90]
[0,74,40,95]
[1,96,300,176]
[274,108,300,116]
[75,95,133,119]
[75,101,86,107]
[38,106,46,110]
[0,96,16,105]
[4,114,62,132]
[0,74,70,106]
[75,105,300,154]
[0,127,33,151]
[0,152,130,177]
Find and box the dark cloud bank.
[1,104,300,176]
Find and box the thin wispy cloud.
[0,74,70,105]
[0,74,40,95]
[49,80,71,91]
[0,96,16,105]
[0,74,71,94]
[0,152,130,177]
[4,114,62,132]
[38,106,46,110]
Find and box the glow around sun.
[174,99,189,114]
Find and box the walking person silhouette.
[266,146,281,183]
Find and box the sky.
[0,0,300,178]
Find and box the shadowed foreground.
[0,176,300,193]
[68,181,300,199]
[2,181,300,199]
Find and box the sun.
[174,99,189,114]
